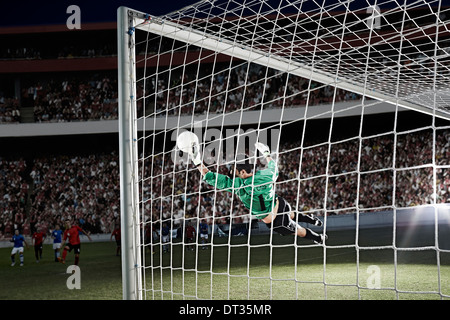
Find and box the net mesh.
[122,0,450,300]
[138,0,450,117]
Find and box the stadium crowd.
[0,114,449,242]
[144,63,361,118]
[1,6,448,245]
[23,74,118,122]
[0,43,114,61]
[0,62,362,124]
[143,128,449,230]
[0,96,21,124]
[0,127,448,240]
[27,152,120,237]
[0,158,28,238]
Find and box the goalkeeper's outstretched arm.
[196,163,209,177]
[192,150,209,177]
[255,142,273,163]
[191,142,273,177]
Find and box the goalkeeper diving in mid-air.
[177,131,327,244]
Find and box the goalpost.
[118,0,450,300]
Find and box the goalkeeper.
[187,139,326,244]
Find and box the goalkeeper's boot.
[311,215,323,227]
[296,212,323,227]
[314,234,328,245]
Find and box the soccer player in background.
[161,223,170,253]
[51,225,63,262]
[10,229,28,266]
[187,139,327,244]
[59,220,92,265]
[199,219,209,250]
[110,224,121,256]
[185,222,196,251]
[32,228,46,263]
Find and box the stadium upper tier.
[1,12,449,137]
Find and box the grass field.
[1,226,449,300]
[0,241,123,300]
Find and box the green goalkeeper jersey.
[202,160,279,219]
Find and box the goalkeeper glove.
[255,142,271,158]
[189,142,202,166]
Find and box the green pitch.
[1,226,449,300]
[0,241,123,300]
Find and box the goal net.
[118,0,450,300]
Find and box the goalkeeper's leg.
[294,211,323,227]
[264,197,326,244]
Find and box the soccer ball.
[176,131,199,154]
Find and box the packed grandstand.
[0,20,449,240]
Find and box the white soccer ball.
[176,131,199,154]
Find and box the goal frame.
[117,2,450,300]
[118,6,142,300]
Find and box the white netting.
[120,0,450,300]
[137,0,450,117]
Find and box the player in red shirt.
[59,220,92,265]
[110,225,121,256]
[32,228,46,263]
[185,222,196,251]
